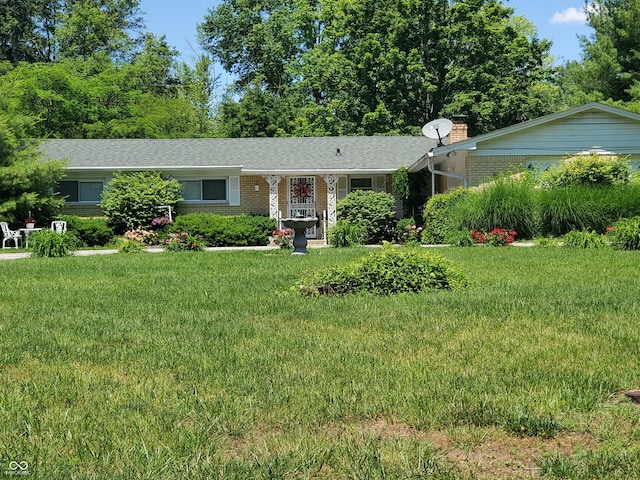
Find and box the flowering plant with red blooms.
[165,230,205,251]
[472,228,517,246]
[272,228,293,249]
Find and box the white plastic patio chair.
[51,221,67,234]
[1,222,22,249]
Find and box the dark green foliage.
[421,188,471,244]
[336,190,396,243]
[29,229,77,257]
[170,213,275,247]
[200,0,555,137]
[563,230,608,249]
[328,220,367,248]
[0,111,66,224]
[299,246,467,296]
[541,153,631,187]
[608,216,640,250]
[99,172,183,233]
[59,215,115,246]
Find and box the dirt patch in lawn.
[356,417,601,479]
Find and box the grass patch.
[1,248,640,478]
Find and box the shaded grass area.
[1,248,640,478]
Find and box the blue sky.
[140,0,593,75]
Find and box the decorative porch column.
[322,174,339,229]
[264,175,282,220]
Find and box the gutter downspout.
[427,156,468,197]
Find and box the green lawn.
[1,247,639,479]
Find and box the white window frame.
[58,179,105,204]
[178,176,240,205]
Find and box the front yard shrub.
[100,171,183,233]
[562,229,608,249]
[171,214,275,246]
[59,216,115,246]
[541,153,631,187]
[421,187,471,244]
[328,220,368,247]
[29,229,77,257]
[299,245,467,296]
[608,216,640,250]
[336,190,396,243]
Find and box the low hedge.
[169,213,276,247]
[57,216,115,247]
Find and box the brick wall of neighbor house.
[467,155,528,186]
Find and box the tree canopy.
[199,0,557,136]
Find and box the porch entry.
[288,176,316,238]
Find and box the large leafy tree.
[0,98,66,225]
[0,0,144,64]
[200,0,555,137]
[559,0,640,107]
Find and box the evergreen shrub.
[299,245,467,296]
[60,216,115,246]
[421,188,470,244]
[336,190,396,243]
[328,220,367,247]
[170,214,275,246]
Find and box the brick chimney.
[449,115,468,144]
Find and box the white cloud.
[550,7,588,24]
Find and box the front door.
[289,176,316,238]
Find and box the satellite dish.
[422,119,453,147]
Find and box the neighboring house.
[410,102,640,194]
[42,136,437,238]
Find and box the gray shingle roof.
[41,136,434,174]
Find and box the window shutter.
[229,176,240,206]
[338,176,348,199]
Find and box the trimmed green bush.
[100,172,183,233]
[59,215,115,246]
[170,214,275,247]
[299,245,467,296]
[562,230,608,249]
[328,220,367,247]
[29,229,77,257]
[608,216,640,250]
[421,188,471,244]
[336,190,396,243]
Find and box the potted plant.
[24,212,36,229]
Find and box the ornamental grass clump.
[299,245,466,296]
